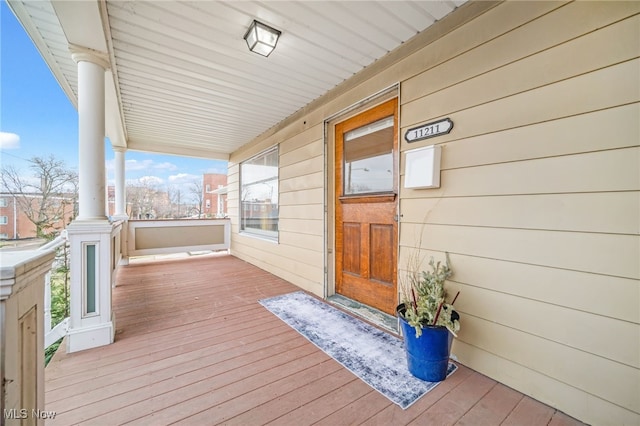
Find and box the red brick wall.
[0,194,75,239]
[202,174,228,217]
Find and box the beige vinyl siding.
[398,2,640,424]
[226,163,239,227]
[228,123,327,296]
[400,224,638,279]
[402,60,639,147]
[228,2,640,424]
[401,1,639,106]
[400,192,639,236]
[441,104,639,169]
[401,251,638,325]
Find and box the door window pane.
[344,116,394,195]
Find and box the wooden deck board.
[313,390,389,425]
[179,358,340,424]
[455,383,524,425]
[214,368,358,425]
[46,313,284,396]
[408,372,496,425]
[49,329,308,423]
[45,253,586,425]
[502,396,556,426]
[97,344,324,424]
[268,379,376,425]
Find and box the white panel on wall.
[404,145,442,189]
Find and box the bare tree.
[126,176,180,219]
[127,177,159,219]
[167,185,184,218]
[189,179,204,218]
[1,155,78,239]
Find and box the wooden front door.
[335,98,398,315]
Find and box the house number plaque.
[405,118,453,143]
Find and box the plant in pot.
[397,254,460,382]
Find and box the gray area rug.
[259,291,457,409]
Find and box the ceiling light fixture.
[244,20,281,57]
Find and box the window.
[205,199,211,209]
[0,198,7,207]
[85,244,97,315]
[0,234,7,239]
[240,146,279,240]
[343,116,394,195]
[0,216,7,225]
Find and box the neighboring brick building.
[0,195,29,239]
[0,193,75,240]
[202,173,227,218]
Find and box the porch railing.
[39,232,70,349]
[1,220,125,417]
[0,243,58,419]
[126,218,231,257]
[1,218,226,416]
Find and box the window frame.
[239,146,279,242]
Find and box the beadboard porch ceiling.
[8,0,465,160]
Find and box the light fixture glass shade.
[244,20,281,57]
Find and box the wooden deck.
[45,254,585,425]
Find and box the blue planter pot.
[397,304,453,382]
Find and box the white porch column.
[113,148,127,218]
[74,49,109,221]
[66,46,116,353]
[112,147,129,266]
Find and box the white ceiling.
[8,0,466,160]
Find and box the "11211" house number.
[405,118,453,143]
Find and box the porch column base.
[66,219,116,353]
[66,314,115,353]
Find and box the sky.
[0,1,227,202]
